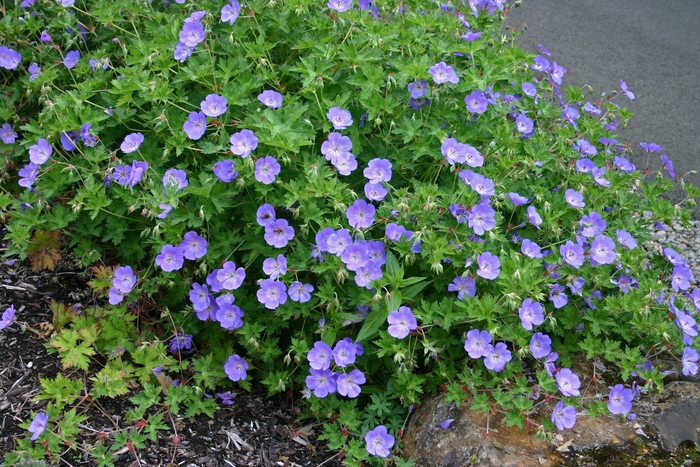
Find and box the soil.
[0,232,343,467]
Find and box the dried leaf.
[25,229,62,272]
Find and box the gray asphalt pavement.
[506,0,700,216]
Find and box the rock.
[402,381,700,466]
[652,399,700,451]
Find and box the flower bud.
[336,268,348,283]
[431,261,444,275]
[283,353,291,366]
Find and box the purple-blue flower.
[308,341,333,370]
[476,252,500,280]
[327,107,353,130]
[519,299,545,330]
[551,401,576,430]
[590,234,616,265]
[328,0,353,13]
[180,231,208,260]
[620,79,635,100]
[163,168,188,191]
[463,144,484,167]
[217,303,243,330]
[28,412,49,441]
[113,265,136,294]
[530,332,551,358]
[18,162,40,189]
[448,276,476,300]
[257,279,287,309]
[28,138,53,165]
[515,114,534,134]
[0,305,16,330]
[682,347,699,376]
[221,0,240,24]
[467,204,496,235]
[441,138,467,165]
[28,62,41,81]
[464,329,492,359]
[550,62,566,84]
[180,20,206,47]
[189,282,210,312]
[521,239,543,259]
[1,123,18,144]
[550,284,568,309]
[289,282,313,303]
[660,155,675,178]
[80,124,98,147]
[40,30,52,42]
[262,254,287,280]
[527,205,542,229]
[614,156,636,174]
[363,158,392,183]
[365,183,388,201]
[224,354,248,381]
[258,90,283,109]
[337,369,365,398]
[580,211,606,237]
[183,111,207,140]
[346,199,376,229]
[229,129,258,157]
[465,90,488,114]
[264,218,294,248]
[155,244,185,272]
[120,132,144,154]
[484,342,512,372]
[365,425,394,458]
[63,50,80,69]
[256,203,276,227]
[387,306,417,339]
[408,80,428,99]
[565,189,585,208]
[560,240,585,269]
[509,192,529,206]
[217,261,246,290]
[306,368,337,397]
[556,368,581,396]
[212,159,238,182]
[169,333,193,353]
[522,82,537,97]
[255,156,281,184]
[200,94,228,118]
[429,62,459,84]
[174,42,194,62]
[608,384,633,415]
[333,339,357,367]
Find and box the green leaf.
[356,307,389,343]
[49,329,96,370]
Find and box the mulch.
[0,230,343,467]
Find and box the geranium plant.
[1,0,699,465]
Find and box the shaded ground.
[0,234,342,467]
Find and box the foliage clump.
[1,0,699,465]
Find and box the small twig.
[317,452,340,467]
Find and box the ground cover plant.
[2,0,700,465]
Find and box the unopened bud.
[336,268,348,283]
[431,261,444,275]
[284,353,291,365]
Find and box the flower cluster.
[306,338,366,398]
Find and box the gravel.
[645,219,700,283]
